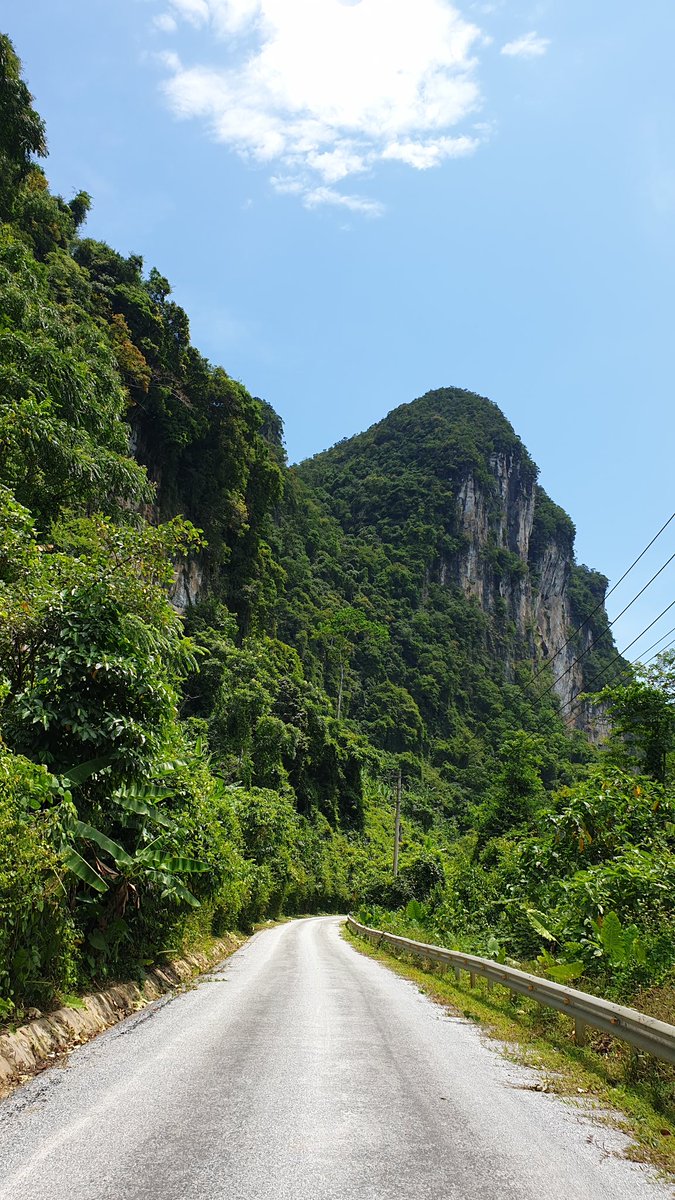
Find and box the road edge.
[342,924,675,1182]
[0,932,246,1099]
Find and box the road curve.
[0,917,669,1200]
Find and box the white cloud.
[302,186,385,217]
[306,146,367,184]
[157,50,182,71]
[270,176,305,197]
[501,31,550,59]
[169,0,210,26]
[270,175,384,216]
[156,0,486,213]
[154,13,178,33]
[210,0,263,35]
[383,135,478,170]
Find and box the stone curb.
[0,933,245,1098]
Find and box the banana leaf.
[61,756,113,784]
[72,820,134,867]
[138,847,208,873]
[115,792,174,828]
[61,845,108,892]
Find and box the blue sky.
[4,0,675,660]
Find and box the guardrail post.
[575,1018,587,1047]
[469,971,477,988]
[454,966,461,982]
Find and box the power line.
[561,598,675,719]
[530,510,675,683]
[536,550,675,702]
[595,597,675,683]
[629,622,675,664]
[638,635,675,669]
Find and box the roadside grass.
[1,929,249,1035]
[4,910,315,1034]
[343,925,675,1179]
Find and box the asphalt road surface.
[0,917,670,1200]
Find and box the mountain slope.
[272,388,617,803]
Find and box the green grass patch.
[343,925,675,1179]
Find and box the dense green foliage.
[0,37,369,1015]
[1,35,672,1026]
[360,664,675,1002]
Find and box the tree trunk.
[337,657,345,720]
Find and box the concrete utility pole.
[393,767,401,877]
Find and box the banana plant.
[584,911,647,967]
[524,908,585,982]
[53,758,208,912]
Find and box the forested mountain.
[1,34,673,1021]
[271,389,617,802]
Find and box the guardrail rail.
[346,917,675,1065]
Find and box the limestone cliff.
[170,558,205,611]
[451,450,600,719]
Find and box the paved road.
[0,917,670,1199]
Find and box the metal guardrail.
[346,917,675,1065]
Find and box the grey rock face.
[170,557,204,611]
[450,452,591,717]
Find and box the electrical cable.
[627,622,675,664]
[640,635,675,667]
[536,550,675,702]
[530,510,675,682]
[560,597,675,719]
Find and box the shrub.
[0,749,77,1013]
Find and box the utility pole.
[393,767,401,877]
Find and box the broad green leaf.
[72,820,133,866]
[545,961,584,983]
[633,938,648,966]
[487,934,506,963]
[61,756,113,784]
[138,847,208,874]
[525,909,557,942]
[61,845,108,892]
[115,792,174,828]
[117,783,173,801]
[599,912,625,962]
[164,879,200,908]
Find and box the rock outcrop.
[452,450,600,720]
[170,557,205,611]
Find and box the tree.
[363,681,424,754]
[0,228,151,523]
[596,666,675,784]
[317,604,388,719]
[0,505,202,775]
[0,35,47,219]
[476,731,546,847]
